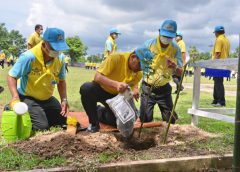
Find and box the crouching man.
[80,48,153,133]
[7,28,69,131]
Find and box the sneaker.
[87,123,100,133]
[211,101,217,106]
[213,103,225,107]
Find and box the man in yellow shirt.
[140,19,183,124]
[64,54,71,72]
[80,48,153,132]
[176,32,186,65]
[173,32,186,93]
[0,51,6,69]
[7,54,15,67]
[104,28,121,59]
[28,24,43,49]
[211,25,230,107]
[8,28,70,131]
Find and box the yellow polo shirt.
[212,34,230,59]
[177,40,186,53]
[9,42,66,100]
[97,52,143,94]
[144,36,182,87]
[0,53,6,60]
[104,36,117,58]
[28,32,42,48]
[65,55,70,64]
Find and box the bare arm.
[182,52,186,65]
[132,85,139,101]
[215,52,221,59]
[57,80,69,117]
[7,75,20,102]
[107,50,114,56]
[167,58,183,77]
[57,80,67,101]
[27,43,32,50]
[94,72,128,93]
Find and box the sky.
[1,0,240,55]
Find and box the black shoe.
[213,103,225,107]
[76,122,87,132]
[211,101,217,106]
[87,123,100,133]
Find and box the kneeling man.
[80,47,153,132]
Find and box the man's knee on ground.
[32,122,49,131]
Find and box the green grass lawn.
[0,66,236,170]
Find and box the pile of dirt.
[13,131,121,159]
[12,123,218,161]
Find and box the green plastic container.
[1,110,32,142]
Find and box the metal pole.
[233,33,240,171]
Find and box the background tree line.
[0,23,88,62]
[0,22,239,63]
[0,23,26,57]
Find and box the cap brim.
[50,41,69,51]
[111,32,121,35]
[213,29,224,33]
[160,29,176,38]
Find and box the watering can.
[1,102,32,142]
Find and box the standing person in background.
[104,28,121,59]
[28,24,43,49]
[0,50,6,69]
[173,32,186,93]
[211,25,230,107]
[7,54,15,67]
[65,54,71,72]
[175,32,186,65]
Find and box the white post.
[191,66,201,126]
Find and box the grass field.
[0,66,237,170]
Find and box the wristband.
[62,98,68,103]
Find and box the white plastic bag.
[106,89,138,138]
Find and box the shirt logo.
[57,34,63,41]
[31,67,42,76]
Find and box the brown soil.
[10,123,229,170]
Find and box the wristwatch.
[62,98,68,103]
